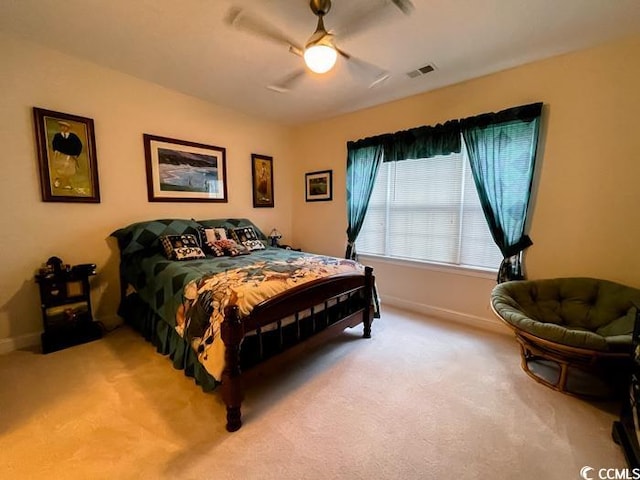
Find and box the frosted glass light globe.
[304,44,338,74]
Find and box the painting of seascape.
[144,134,227,202]
[158,148,220,193]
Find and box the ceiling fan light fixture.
[303,43,337,74]
[226,0,415,89]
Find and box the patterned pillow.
[207,241,225,257]
[202,227,228,242]
[160,234,206,261]
[210,239,250,257]
[230,226,266,251]
[196,227,231,256]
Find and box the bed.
[111,218,375,431]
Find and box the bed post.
[363,266,373,338]
[221,305,244,432]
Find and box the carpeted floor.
[0,306,627,479]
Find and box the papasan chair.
[491,277,640,397]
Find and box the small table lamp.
[268,228,282,247]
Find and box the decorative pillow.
[205,238,226,257]
[206,227,228,241]
[230,226,266,251]
[197,227,230,256]
[160,234,206,261]
[197,218,268,241]
[210,239,250,257]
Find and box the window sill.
[357,254,498,280]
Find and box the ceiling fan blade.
[333,0,414,41]
[390,0,415,15]
[336,48,390,88]
[289,45,304,57]
[267,69,306,93]
[225,7,303,53]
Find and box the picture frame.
[143,134,227,203]
[251,153,274,208]
[305,170,333,202]
[33,107,100,203]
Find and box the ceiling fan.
[225,0,414,92]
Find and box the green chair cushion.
[491,278,640,352]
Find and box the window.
[356,142,503,270]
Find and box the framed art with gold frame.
[251,153,274,208]
[33,107,101,203]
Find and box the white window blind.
[356,146,503,270]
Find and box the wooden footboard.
[221,266,374,432]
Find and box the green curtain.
[345,120,461,259]
[345,140,384,259]
[461,102,543,282]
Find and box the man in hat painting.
[51,120,83,190]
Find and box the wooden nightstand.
[35,265,102,353]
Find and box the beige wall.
[0,33,294,350]
[291,34,640,330]
[3,31,640,351]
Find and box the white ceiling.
[2,0,640,125]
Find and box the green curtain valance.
[460,102,543,130]
[347,119,461,162]
[347,103,542,162]
[381,120,461,161]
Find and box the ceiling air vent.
[406,63,436,79]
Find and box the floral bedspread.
[175,255,363,380]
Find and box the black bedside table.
[35,266,102,353]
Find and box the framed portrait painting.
[33,107,100,203]
[251,153,274,208]
[143,134,228,202]
[305,170,333,202]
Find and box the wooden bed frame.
[220,266,374,431]
[112,219,376,431]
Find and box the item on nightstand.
[277,244,302,252]
[46,256,64,274]
[268,228,282,247]
[72,263,97,276]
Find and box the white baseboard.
[0,332,41,354]
[381,295,511,336]
[0,314,122,355]
[0,303,505,355]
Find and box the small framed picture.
[143,134,227,202]
[251,153,274,208]
[33,107,101,203]
[305,170,333,202]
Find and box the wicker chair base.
[515,331,629,398]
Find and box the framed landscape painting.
[251,153,274,208]
[143,134,227,202]
[305,170,333,202]
[33,107,100,203]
